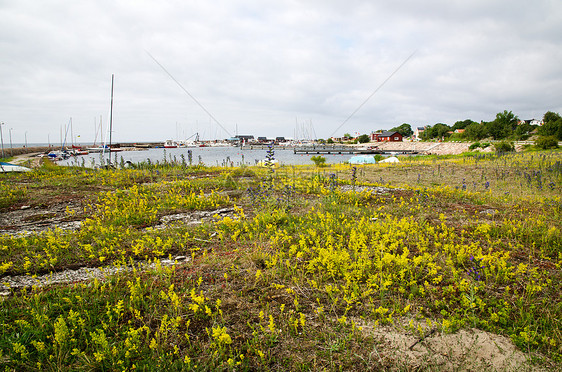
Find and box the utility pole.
[0,122,4,158]
[25,131,27,148]
[9,128,13,156]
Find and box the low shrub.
[311,155,327,167]
[469,142,481,150]
[493,141,514,153]
[535,136,559,150]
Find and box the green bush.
[311,155,327,167]
[357,134,370,143]
[493,141,515,153]
[469,142,481,150]
[535,136,559,150]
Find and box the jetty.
[240,144,292,150]
[294,146,367,154]
[293,145,419,155]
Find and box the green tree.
[435,123,451,139]
[539,111,562,140]
[543,111,561,125]
[452,119,477,131]
[421,123,451,140]
[539,119,562,140]
[514,122,536,140]
[357,134,370,143]
[486,110,518,140]
[390,123,413,137]
[464,122,487,140]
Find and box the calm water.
[58,146,356,167]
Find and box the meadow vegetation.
[0,150,561,370]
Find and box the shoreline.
[4,141,531,168]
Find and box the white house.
[525,119,543,126]
[413,126,426,140]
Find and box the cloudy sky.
[1,0,561,144]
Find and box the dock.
[293,146,359,154]
[240,144,288,150]
[293,146,419,155]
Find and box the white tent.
[0,162,31,173]
[378,156,400,163]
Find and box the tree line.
[417,110,562,143]
[327,110,561,148]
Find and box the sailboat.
[87,116,107,153]
[91,75,122,158]
[105,75,122,155]
[67,119,89,156]
[46,118,72,160]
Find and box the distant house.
[523,119,543,126]
[454,129,465,134]
[413,126,425,140]
[374,131,403,142]
[236,135,254,141]
[228,135,255,144]
[369,131,383,141]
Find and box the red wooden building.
[373,131,403,142]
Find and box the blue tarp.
[348,155,376,164]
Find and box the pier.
[293,146,359,154]
[292,145,418,155]
[240,144,290,150]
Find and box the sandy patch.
[359,319,549,371]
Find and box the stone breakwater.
[3,146,53,157]
[374,142,471,155]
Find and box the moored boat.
[87,146,108,153]
[164,139,179,148]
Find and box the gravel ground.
[0,256,190,296]
[0,207,235,295]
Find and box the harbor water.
[57,146,358,168]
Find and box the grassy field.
[0,149,561,370]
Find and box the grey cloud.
[1,0,561,143]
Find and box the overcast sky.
[1,0,561,144]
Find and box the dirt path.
[6,151,44,167]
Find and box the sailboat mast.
[96,115,102,147]
[92,117,97,147]
[109,74,114,149]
